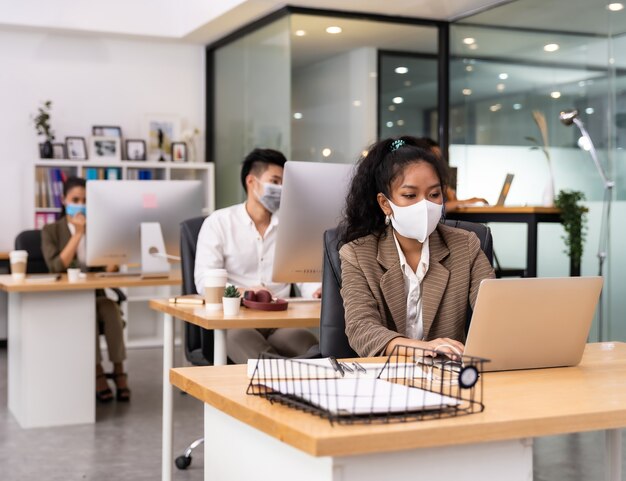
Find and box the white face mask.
[255,180,282,214]
[387,198,442,243]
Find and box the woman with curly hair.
[338,136,494,358]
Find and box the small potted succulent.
[222,284,241,315]
[67,259,81,283]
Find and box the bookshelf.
[33,159,214,348]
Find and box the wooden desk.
[149,299,321,481]
[446,206,563,277]
[171,343,625,481]
[0,272,181,428]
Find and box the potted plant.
[33,100,55,158]
[67,259,81,283]
[222,284,241,315]
[555,190,588,276]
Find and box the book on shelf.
[34,212,58,229]
[138,169,153,180]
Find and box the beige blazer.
[339,224,495,357]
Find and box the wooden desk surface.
[171,343,626,458]
[448,206,561,215]
[0,272,181,293]
[150,298,320,329]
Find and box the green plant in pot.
[33,100,55,158]
[222,284,241,315]
[555,190,588,276]
[223,284,240,299]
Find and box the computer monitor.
[272,161,355,283]
[86,180,204,275]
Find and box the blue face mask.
[66,204,86,217]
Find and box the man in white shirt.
[195,148,319,363]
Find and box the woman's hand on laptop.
[386,337,464,360]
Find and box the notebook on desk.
[464,277,603,372]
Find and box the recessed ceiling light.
[513,103,522,110]
[388,105,396,111]
[468,44,478,50]
[386,121,394,128]
[322,148,332,157]
[294,30,306,37]
[293,112,303,120]
[489,104,502,112]
[397,119,405,126]
[585,107,595,114]
[465,65,474,72]
[550,91,561,99]
[325,26,342,34]
[463,37,476,45]
[499,73,508,80]
[607,3,624,11]
[395,66,409,74]
[497,83,506,91]
[392,97,404,104]
[352,100,361,107]
[544,43,560,52]
[462,88,472,96]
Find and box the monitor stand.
[140,222,171,278]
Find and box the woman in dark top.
[41,177,130,402]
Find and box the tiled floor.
[0,345,623,480]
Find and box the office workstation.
[2,1,626,480]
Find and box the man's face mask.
[255,179,282,214]
[66,204,87,218]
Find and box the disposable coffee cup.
[203,269,228,311]
[9,250,28,281]
[67,268,81,283]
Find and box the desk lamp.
[559,109,614,341]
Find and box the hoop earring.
[385,214,391,226]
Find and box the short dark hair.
[338,136,448,245]
[240,148,287,191]
[63,176,86,197]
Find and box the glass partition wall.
[450,0,626,341]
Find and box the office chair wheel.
[175,455,192,470]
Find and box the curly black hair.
[338,136,448,245]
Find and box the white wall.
[292,47,377,164]
[0,28,206,250]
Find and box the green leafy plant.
[223,284,241,298]
[555,190,588,272]
[33,100,55,141]
[68,259,80,269]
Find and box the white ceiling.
[0,0,512,44]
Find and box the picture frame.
[89,136,121,162]
[92,125,122,138]
[65,137,88,160]
[171,142,187,162]
[52,143,67,159]
[124,139,147,161]
[144,114,180,162]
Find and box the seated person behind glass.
[41,176,130,403]
[194,148,320,364]
[338,137,495,360]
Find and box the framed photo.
[65,137,88,160]
[144,115,180,162]
[90,136,121,161]
[124,139,147,161]
[52,143,66,159]
[171,142,187,162]
[92,125,122,138]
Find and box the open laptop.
[464,277,603,372]
[495,173,514,206]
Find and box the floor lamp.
[559,109,615,341]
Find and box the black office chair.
[175,216,209,470]
[319,220,494,359]
[14,230,49,273]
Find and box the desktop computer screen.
[272,161,354,283]
[86,180,204,268]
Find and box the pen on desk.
[328,356,345,377]
[340,361,354,373]
[352,361,367,374]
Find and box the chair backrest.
[15,229,49,274]
[179,216,212,366]
[319,220,494,358]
